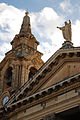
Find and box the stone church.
[0,12,80,120]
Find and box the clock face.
[3,96,9,106]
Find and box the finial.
[18,10,31,38]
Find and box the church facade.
[0,12,80,120]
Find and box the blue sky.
[1,0,63,11]
[1,0,80,21]
[0,0,80,61]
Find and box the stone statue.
[19,11,31,37]
[57,20,72,42]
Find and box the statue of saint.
[57,20,72,42]
[19,11,31,36]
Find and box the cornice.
[4,47,80,107]
[1,73,80,118]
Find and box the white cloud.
[60,0,72,14]
[0,42,11,53]
[0,3,80,63]
[30,7,64,61]
[0,42,12,61]
[0,5,64,62]
[72,20,80,46]
[0,3,25,40]
[30,7,80,61]
[0,3,25,61]
[0,55,4,62]
[60,0,70,10]
[30,7,64,38]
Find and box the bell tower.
[0,12,44,103]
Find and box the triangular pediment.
[4,45,80,107]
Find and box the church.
[0,12,80,120]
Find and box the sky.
[0,0,80,62]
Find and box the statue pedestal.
[61,41,73,49]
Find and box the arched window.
[28,67,37,80]
[5,67,12,88]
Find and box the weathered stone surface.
[0,12,44,108]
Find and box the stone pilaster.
[11,69,15,89]
[24,67,30,83]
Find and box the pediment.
[4,46,80,107]
[28,47,80,93]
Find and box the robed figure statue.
[57,20,72,42]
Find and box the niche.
[4,67,12,88]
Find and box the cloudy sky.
[0,0,80,62]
